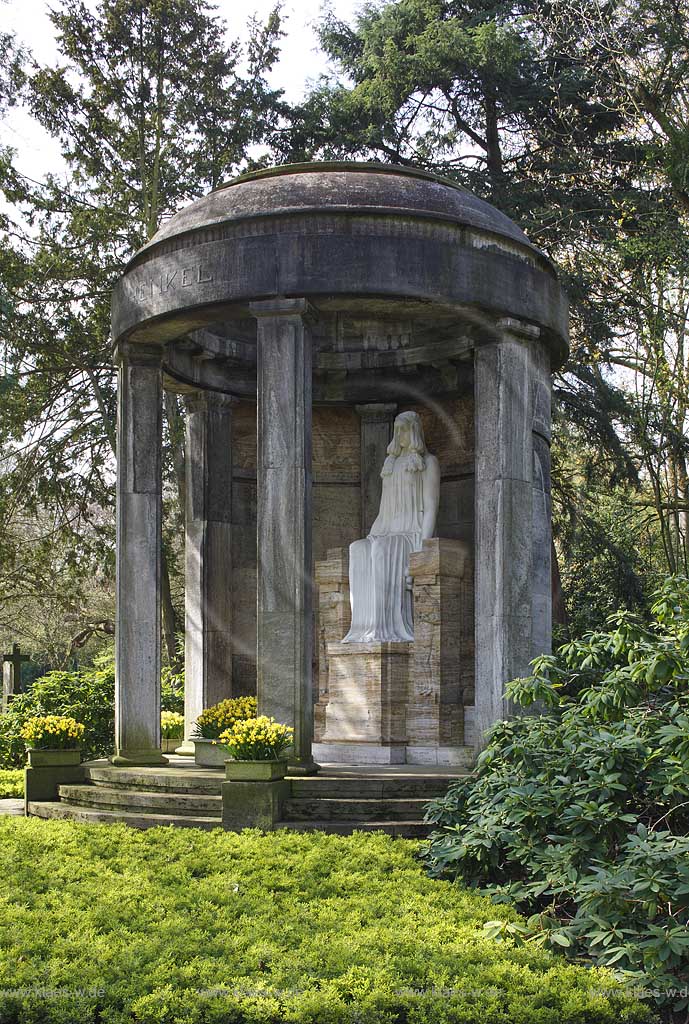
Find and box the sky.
[1,0,364,181]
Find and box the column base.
[110,749,169,767]
[174,740,196,757]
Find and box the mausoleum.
[110,161,568,773]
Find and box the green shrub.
[0,821,653,1023]
[424,576,689,1018]
[0,645,188,767]
[161,663,184,714]
[0,649,114,767]
[0,769,23,798]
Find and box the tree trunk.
[551,539,567,629]
[483,81,503,183]
[161,549,181,673]
[164,390,186,524]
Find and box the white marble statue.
[343,410,440,643]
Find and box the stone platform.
[26,756,469,837]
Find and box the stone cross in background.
[2,643,29,712]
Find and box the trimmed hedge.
[0,769,23,798]
[0,821,654,1024]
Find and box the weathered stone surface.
[355,403,396,534]
[531,341,553,661]
[24,764,85,808]
[252,299,315,772]
[407,538,472,750]
[313,484,360,562]
[222,778,290,830]
[320,641,412,755]
[314,549,351,743]
[113,342,167,767]
[474,322,552,747]
[311,741,407,765]
[314,406,360,482]
[231,477,257,696]
[112,165,569,368]
[410,397,474,469]
[182,391,236,750]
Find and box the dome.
[136,162,540,263]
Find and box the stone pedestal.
[251,298,316,774]
[313,641,411,764]
[314,548,351,742]
[406,538,473,765]
[222,779,291,831]
[24,764,85,810]
[113,342,167,767]
[179,391,236,754]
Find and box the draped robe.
[343,452,428,643]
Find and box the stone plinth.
[313,641,411,764]
[406,538,472,764]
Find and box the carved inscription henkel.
[131,263,214,301]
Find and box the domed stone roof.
[138,162,539,261]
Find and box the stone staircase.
[27,759,467,836]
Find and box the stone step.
[59,784,222,817]
[276,820,430,838]
[27,801,222,831]
[84,763,224,795]
[283,797,429,821]
[289,775,464,799]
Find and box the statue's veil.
[381,411,426,476]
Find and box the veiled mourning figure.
[343,411,440,643]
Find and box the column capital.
[113,340,164,367]
[354,403,398,422]
[183,389,239,414]
[495,317,541,342]
[249,297,317,322]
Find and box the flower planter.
[224,760,288,782]
[27,748,81,768]
[162,738,182,753]
[193,738,228,768]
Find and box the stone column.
[251,298,316,774]
[474,318,551,748]
[179,390,236,754]
[355,403,397,534]
[531,343,553,659]
[113,342,167,766]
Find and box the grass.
[0,768,23,798]
[0,819,656,1024]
